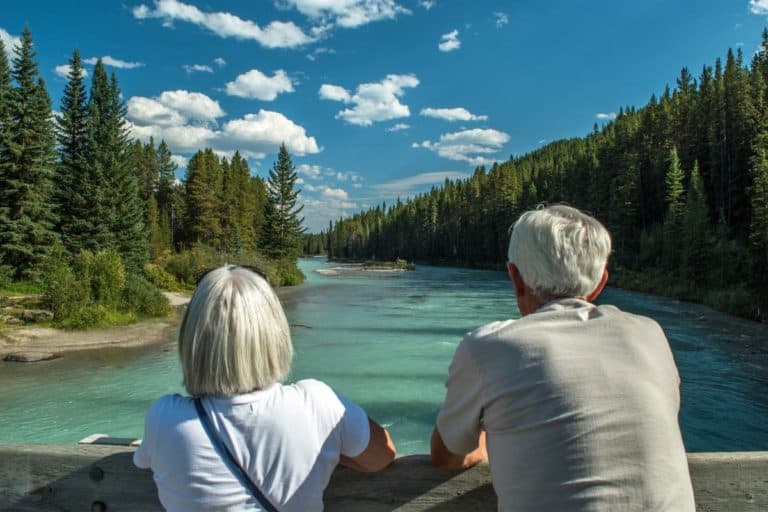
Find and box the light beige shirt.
[437,298,695,511]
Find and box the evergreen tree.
[0,27,58,278]
[682,162,710,284]
[184,149,222,246]
[0,38,11,132]
[749,132,768,315]
[262,144,304,259]
[55,49,90,254]
[663,147,685,270]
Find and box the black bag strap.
[194,397,280,512]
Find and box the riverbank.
[0,292,190,362]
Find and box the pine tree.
[262,144,304,259]
[0,38,11,131]
[56,49,90,254]
[681,162,710,284]
[663,147,685,270]
[184,149,222,246]
[749,132,768,316]
[0,27,59,278]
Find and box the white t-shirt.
[437,298,695,512]
[134,379,370,512]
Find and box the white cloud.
[596,112,617,121]
[439,29,460,52]
[387,123,410,132]
[300,197,358,231]
[298,164,323,180]
[130,122,216,152]
[414,128,510,166]
[318,83,352,102]
[280,0,410,29]
[373,171,469,196]
[84,55,144,69]
[170,154,189,168]
[133,0,314,48]
[494,12,508,27]
[420,107,486,122]
[321,74,419,126]
[320,186,349,200]
[0,28,20,60]
[54,64,88,79]
[750,0,768,14]
[214,57,226,66]
[225,68,294,100]
[183,63,213,73]
[419,1,435,9]
[127,96,188,127]
[158,90,225,121]
[306,46,335,61]
[218,110,320,156]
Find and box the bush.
[44,260,90,318]
[122,274,171,317]
[60,304,108,330]
[144,263,181,291]
[162,243,217,285]
[76,250,126,308]
[276,259,305,286]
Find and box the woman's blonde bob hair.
[178,265,293,397]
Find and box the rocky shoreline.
[0,292,190,363]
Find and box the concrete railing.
[1,444,766,511]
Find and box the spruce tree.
[262,144,304,259]
[0,27,58,278]
[682,162,710,284]
[184,149,222,246]
[56,49,90,254]
[749,132,768,316]
[0,38,10,131]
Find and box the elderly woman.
[134,265,396,511]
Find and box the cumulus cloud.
[373,171,469,196]
[54,64,88,79]
[439,29,460,52]
[494,12,509,27]
[420,107,486,122]
[750,0,768,14]
[298,164,323,180]
[300,197,358,231]
[133,0,314,48]
[170,154,189,168]
[413,128,510,166]
[279,0,410,29]
[320,186,349,200]
[0,28,20,60]
[596,112,617,121]
[127,96,188,127]
[419,1,435,9]
[183,63,213,73]
[225,68,294,100]
[218,110,320,156]
[159,90,225,121]
[387,123,410,132]
[214,57,227,67]
[84,55,144,69]
[320,74,419,126]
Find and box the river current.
[0,258,766,454]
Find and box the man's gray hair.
[179,266,293,397]
[507,205,612,300]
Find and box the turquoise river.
[0,258,766,454]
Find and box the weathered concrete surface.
[0,445,765,511]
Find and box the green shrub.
[0,265,14,288]
[60,304,108,330]
[122,275,171,317]
[44,260,90,318]
[276,259,305,286]
[144,263,180,291]
[76,250,126,308]
[162,243,217,285]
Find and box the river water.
[0,258,766,454]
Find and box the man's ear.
[586,269,609,302]
[507,263,526,297]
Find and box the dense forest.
[314,30,768,322]
[0,28,304,328]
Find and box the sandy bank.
[0,292,190,363]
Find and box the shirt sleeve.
[133,400,157,469]
[334,390,371,458]
[436,337,484,455]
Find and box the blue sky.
[2,0,768,231]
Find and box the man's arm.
[339,417,396,473]
[430,427,487,470]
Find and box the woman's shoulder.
[145,393,196,423]
[290,378,338,398]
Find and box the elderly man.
[430,205,695,511]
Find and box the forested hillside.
[319,30,768,321]
[0,28,304,328]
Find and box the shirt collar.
[536,297,593,314]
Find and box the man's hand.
[430,428,487,470]
[339,417,396,473]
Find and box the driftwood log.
[0,444,766,511]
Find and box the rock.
[21,309,54,323]
[3,351,60,362]
[2,316,21,325]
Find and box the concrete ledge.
[1,445,766,511]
